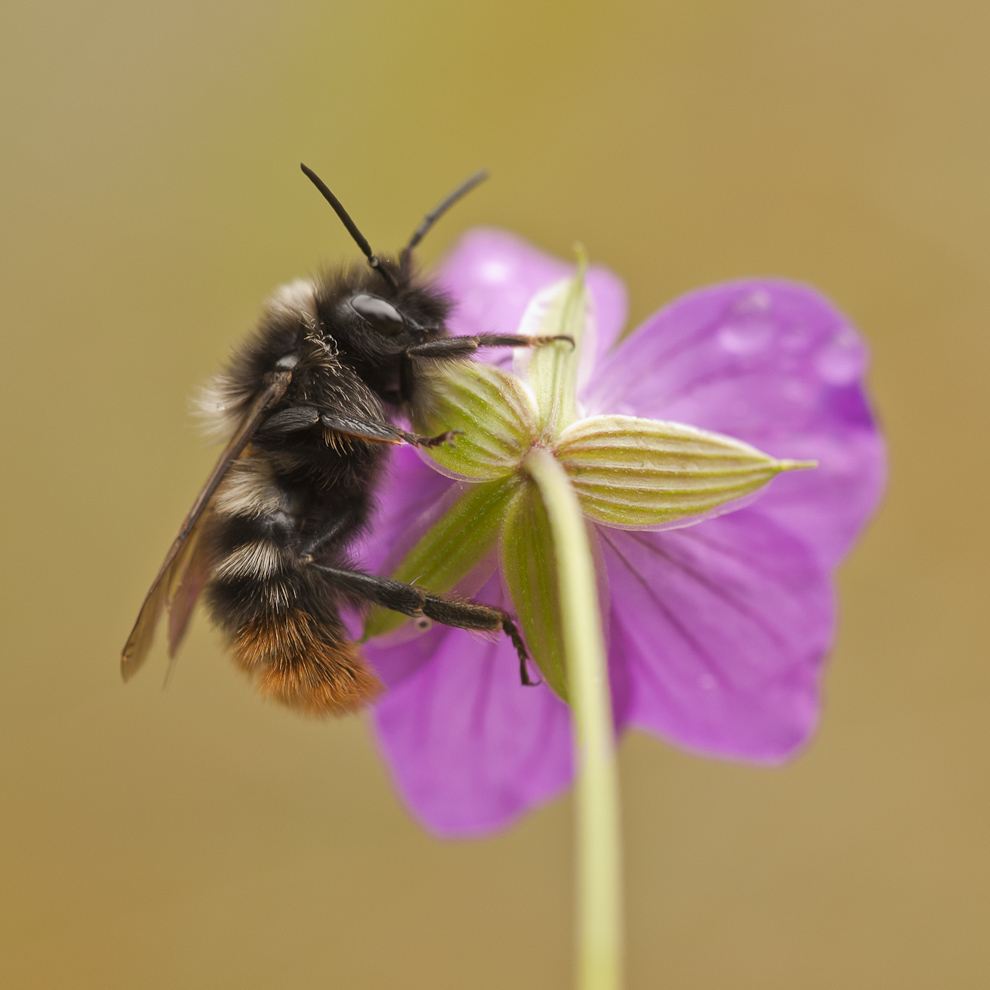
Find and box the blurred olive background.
[2,1,987,987]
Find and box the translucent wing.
[165,517,213,659]
[120,373,291,681]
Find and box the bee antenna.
[300,163,398,290]
[401,168,490,267]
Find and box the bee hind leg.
[308,564,538,686]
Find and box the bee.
[121,164,564,715]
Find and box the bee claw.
[532,334,575,351]
[418,429,462,449]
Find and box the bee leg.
[310,565,427,615]
[308,564,536,683]
[256,405,320,438]
[500,614,542,686]
[408,591,540,686]
[317,413,458,449]
[472,332,575,351]
[405,332,573,360]
[255,408,454,448]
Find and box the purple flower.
[357,229,886,837]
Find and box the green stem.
[524,447,623,990]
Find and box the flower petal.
[436,227,628,366]
[599,509,833,761]
[365,574,574,837]
[353,444,458,578]
[587,280,885,566]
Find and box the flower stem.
[524,447,623,990]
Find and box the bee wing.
[165,512,213,658]
[121,373,291,681]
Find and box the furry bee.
[121,164,563,715]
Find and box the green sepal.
[501,481,569,701]
[519,252,591,440]
[413,363,537,480]
[555,414,815,529]
[363,477,520,640]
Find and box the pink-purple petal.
[366,574,574,837]
[587,280,886,566]
[599,510,833,761]
[436,227,628,367]
[355,444,459,576]
[358,239,884,833]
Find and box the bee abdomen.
[206,454,381,716]
[230,607,382,716]
[206,524,381,716]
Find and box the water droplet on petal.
[815,326,865,385]
[717,318,774,356]
[734,289,772,314]
[480,260,511,284]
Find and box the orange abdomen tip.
[231,608,383,716]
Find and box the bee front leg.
[307,564,539,686]
[405,332,573,361]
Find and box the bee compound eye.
[349,293,405,335]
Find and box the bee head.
[299,163,488,403]
[338,271,449,341]
[314,263,451,404]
